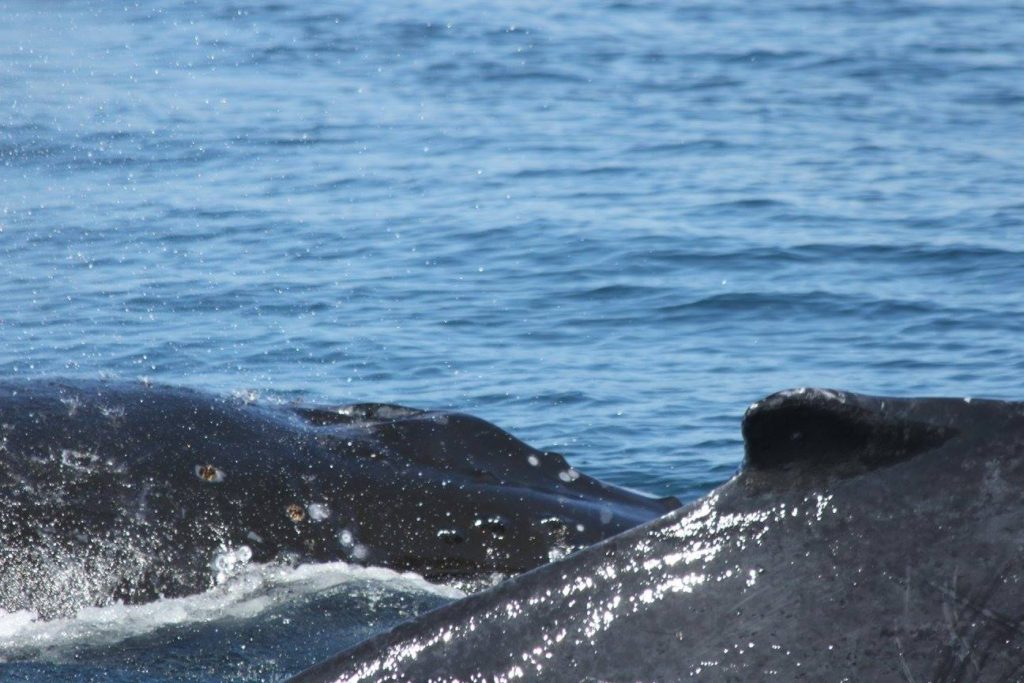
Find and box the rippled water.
[1,0,1022,679]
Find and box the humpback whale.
[291,388,1024,682]
[0,379,678,618]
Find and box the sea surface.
[1,0,1022,680]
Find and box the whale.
[290,388,1024,682]
[0,379,678,618]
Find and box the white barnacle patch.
[338,529,355,547]
[307,503,331,521]
[352,543,369,561]
[195,464,226,483]
[778,387,844,404]
[557,468,580,483]
[246,530,264,544]
[813,389,844,403]
[527,455,540,467]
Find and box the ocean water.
[1,0,1022,679]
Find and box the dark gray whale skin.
[291,388,1024,682]
[0,379,678,618]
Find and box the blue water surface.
[1,0,1023,679]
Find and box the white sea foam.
[0,560,464,660]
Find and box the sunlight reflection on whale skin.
[344,489,839,681]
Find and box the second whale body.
[0,379,678,617]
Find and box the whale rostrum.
[0,379,678,618]
[291,388,1024,682]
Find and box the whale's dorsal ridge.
[293,402,426,426]
[741,387,958,472]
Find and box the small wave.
[626,139,734,156]
[0,561,463,661]
[511,165,635,179]
[700,198,792,211]
[482,69,589,84]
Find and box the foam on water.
[0,560,464,662]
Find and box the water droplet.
[474,516,509,538]
[437,529,465,545]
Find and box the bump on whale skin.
[743,388,958,473]
[290,388,1024,682]
[0,379,678,618]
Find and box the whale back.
[289,388,1024,682]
